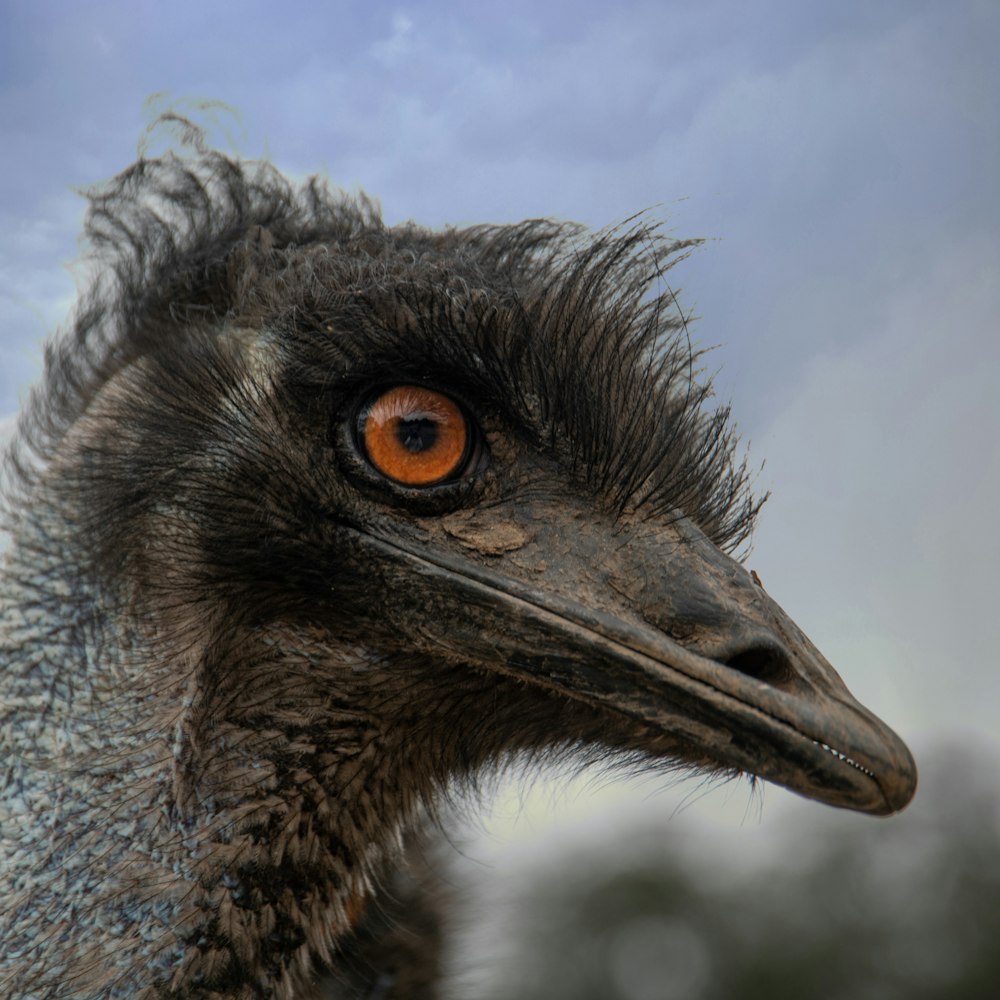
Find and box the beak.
[346,498,917,816]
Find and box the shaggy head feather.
[0,140,768,999]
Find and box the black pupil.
[396,415,438,453]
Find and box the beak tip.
[878,748,919,816]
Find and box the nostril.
[725,645,793,686]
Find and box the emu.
[0,143,916,999]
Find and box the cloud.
[753,230,1000,741]
[0,0,996,752]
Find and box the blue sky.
[3,2,996,420]
[1,0,998,862]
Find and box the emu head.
[0,147,916,995]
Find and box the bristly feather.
[5,132,763,560]
[1,117,915,1000]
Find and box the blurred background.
[1,2,997,996]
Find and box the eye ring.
[356,385,477,487]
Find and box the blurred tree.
[481,744,1000,1000]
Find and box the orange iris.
[361,386,469,486]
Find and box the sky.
[1,0,998,968]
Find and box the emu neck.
[0,513,428,998]
[0,492,611,997]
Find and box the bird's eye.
[357,386,474,487]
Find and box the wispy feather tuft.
[5,119,763,556]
